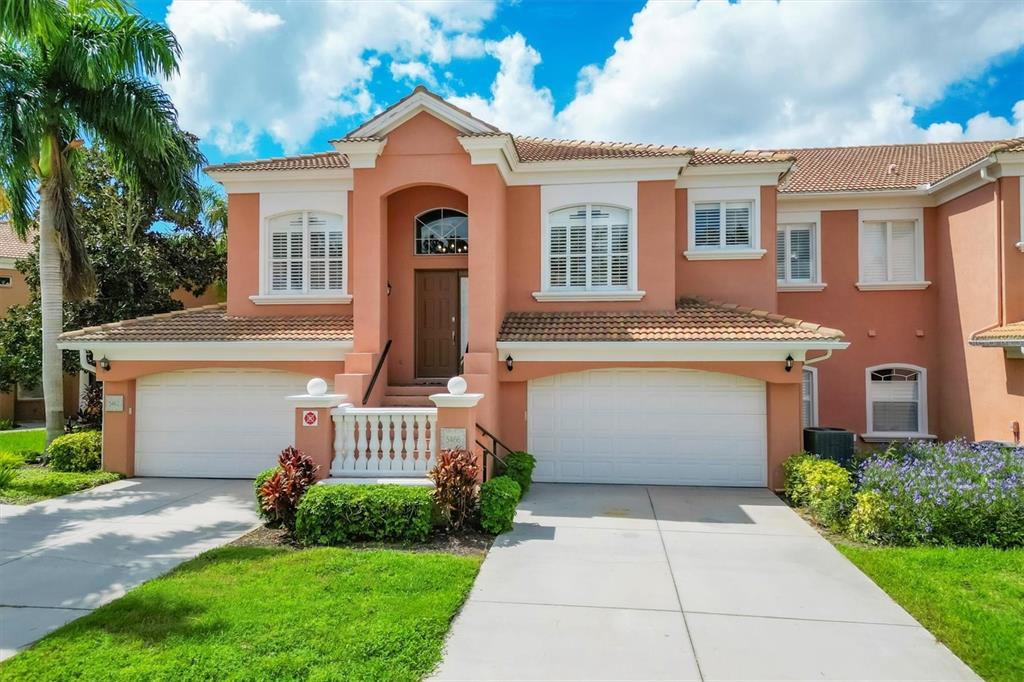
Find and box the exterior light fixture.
[505,355,514,372]
[98,356,111,371]
[784,354,794,372]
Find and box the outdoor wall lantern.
[98,356,111,371]
[784,354,794,372]
[505,355,514,372]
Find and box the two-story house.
[58,87,1024,489]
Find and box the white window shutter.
[547,204,631,290]
[801,369,815,427]
[789,226,813,281]
[776,229,786,280]
[724,202,752,247]
[861,222,887,283]
[889,221,917,282]
[694,203,721,248]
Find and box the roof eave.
[495,339,849,363]
[56,339,354,362]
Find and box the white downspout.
[803,349,833,365]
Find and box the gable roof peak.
[337,86,500,142]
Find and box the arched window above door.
[415,208,468,255]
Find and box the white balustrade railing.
[331,405,438,476]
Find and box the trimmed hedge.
[782,451,817,507]
[294,484,434,545]
[503,451,536,498]
[783,452,854,530]
[47,431,102,472]
[480,476,520,534]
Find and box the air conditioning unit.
[803,427,855,467]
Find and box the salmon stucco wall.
[0,267,30,316]
[778,208,938,438]
[675,186,779,311]
[935,180,1023,443]
[386,185,468,384]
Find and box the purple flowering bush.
[848,440,1024,548]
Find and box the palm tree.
[1,0,204,444]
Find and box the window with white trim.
[547,204,631,290]
[266,211,345,295]
[415,208,468,255]
[860,220,921,284]
[777,223,818,284]
[694,201,754,250]
[0,275,11,288]
[801,367,817,428]
[867,365,926,436]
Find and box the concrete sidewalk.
[432,483,978,681]
[0,477,259,659]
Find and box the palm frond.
[0,0,63,45]
[0,43,46,235]
[40,142,96,300]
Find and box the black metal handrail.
[475,439,507,481]
[475,423,514,480]
[362,339,392,406]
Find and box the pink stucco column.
[286,378,349,480]
[429,377,485,479]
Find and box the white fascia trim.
[496,340,849,363]
[348,91,496,139]
[0,257,19,269]
[250,294,353,305]
[927,156,996,194]
[208,169,353,190]
[778,283,827,292]
[678,168,790,190]
[684,248,766,261]
[532,290,646,302]
[457,134,689,185]
[855,281,931,291]
[328,138,387,169]
[55,340,353,361]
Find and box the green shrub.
[846,490,890,544]
[47,431,102,472]
[258,447,318,531]
[503,451,536,498]
[295,484,434,545]
[0,418,14,431]
[782,452,818,506]
[0,452,26,468]
[254,467,281,522]
[429,449,480,530]
[804,458,855,530]
[479,476,520,534]
[0,453,20,487]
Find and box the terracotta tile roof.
[499,297,844,343]
[512,136,691,162]
[58,304,354,343]
[776,140,1011,193]
[970,321,1024,346]
[204,152,348,173]
[992,138,1024,153]
[333,85,501,142]
[689,148,794,165]
[0,222,34,260]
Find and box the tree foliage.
[0,145,225,391]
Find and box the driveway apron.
[432,483,978,681]
[0,478,259,659]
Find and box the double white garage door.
[135,369,311,478]
[528,369,767,487]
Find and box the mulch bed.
[230,524,493,557]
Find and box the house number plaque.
[440,427,467,450]
[105,395,124,412]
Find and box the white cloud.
[455,0,1024,148]
[390,61,436,87]
[164,0,496,154]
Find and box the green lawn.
[0,465,122,504]
[0,546,482,681]
[0,427,45,455]
[839,544,1024,682]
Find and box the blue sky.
[135,1,1024,169]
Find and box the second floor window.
[777,223,817,283]
[547,204,631,289]
[267,211,345,294]
[694,201,753,249]
[860,220,921,284]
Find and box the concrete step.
[385,384,442,396]
[381,394,435,408]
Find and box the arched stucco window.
[865,364,928,437]
[415,208,468,255]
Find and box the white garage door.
[135,369,312,478]
[528,369,767,486]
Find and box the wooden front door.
[415,270,460,379]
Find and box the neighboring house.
[0,221,219,424]
[58,87,1024,488]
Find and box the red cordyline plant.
[429,449,480,530]
[260,447,318,531]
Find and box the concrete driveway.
[0,478,259,660]
[433,484,978,681]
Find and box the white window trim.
[863,363,935,440]
[0,274,11,288]
[537,183,641,301]
[255,209,350,303]
[856,208,930,291]
[1018,176,1024,252]
[777,211,825,291]
[685,186,765,260]
[802,366,819,428]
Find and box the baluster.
[403,415,415,471]
[355,415,369,470]
[368,415,381,471]
[424,414,436,471]
[384,415,397,470]
[414,415,427,472]
[332,413,345,475]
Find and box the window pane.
[591,255,609,286]
[871,368,920,432]
[861,222,887,282]
[890,221,917,281]
[416,208,468,255]
[328,261,344,289]
[309,231,326,258]
[873,402,919,433]
[694,203,720,247]
[801,369,815,427]
[776,229,786,280]
[309,261,326,290]
[724,202,752,247]
[789,226,813,280]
